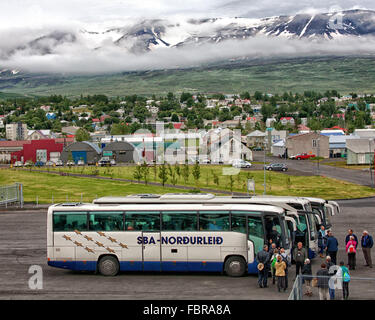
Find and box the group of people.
[256,228,373,300]
[307,228,373,300]
[256,242,291,292]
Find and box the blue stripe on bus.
[48,260,227,273]
[48,260,263,274]
[247,261,259,274]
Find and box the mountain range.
[1,8,375,60]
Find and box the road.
[252,151,374,187]
[0,197,374,300]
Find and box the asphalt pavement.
[252,152,374,187]
[0,197,374,300]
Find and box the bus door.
[137,211,161,271]
[284,216,296,249]
[142,231,161,271]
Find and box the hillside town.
[0,91,374,165]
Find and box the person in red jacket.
[346,236,357,270]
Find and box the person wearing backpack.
[339,261,351,300]
[270,248,279,285]
[346,236,357,270]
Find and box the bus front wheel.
[98,256,119,276]
[224,256,246,277]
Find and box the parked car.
[34,161,45,167]
[45,160,55,167]
[24,160,33,167]
[55,160,63,166]
[66,160,75,166]
[264,163,288,171]
[14,161,23,167]
[211,158,224,165]
[198,158,211,164]
[232,159,252,168]
[252,147,263,151]
[290,153,316,160]
[77,159,85,166]
[98,157,111,167]
[110,159,116,166]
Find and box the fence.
[0,183,23,208]
[289,273,375,300]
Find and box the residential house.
[346,138,375,165]
[246,130,266,148]
[285,132,329,158]
[280,117,295,126]
[266,117,277,128]
[27,130,56,140]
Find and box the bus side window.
[248,217,265,253]
[89,212,124,231]
[53,212,87,231]
[161,211,197,231]
[231,214,246,234]
[125,212,160,231]
[199,211,230,231]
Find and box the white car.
[14,161,23,167]
[77,159,85,166]
[110,159,116,166]
[232,159,252,168]
[55,160,63,166]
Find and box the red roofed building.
[280,117,295,125]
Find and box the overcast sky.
[0,1,374,30]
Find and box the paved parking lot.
[0,197,374,300]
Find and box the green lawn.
[0,169,185,204]
[10,164,375,201]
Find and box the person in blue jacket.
[326,231,339,265]
[361,230,373,268]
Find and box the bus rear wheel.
[98,256,119,276]
[224,256,246,277]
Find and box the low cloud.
[1,28,375,74]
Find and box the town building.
[346,138,375,165]
[11,139,64,164]
[102,141,139,163]
[60,141,102,165]
[285,132,329,158]
[6,123,28,141]
[246,130,266,148]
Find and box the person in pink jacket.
[346,236,357,270]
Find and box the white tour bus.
[93,194,319,259]
[47,199,290,276]
[304,197,339,230]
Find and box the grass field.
[6,164,375,202]
[2,57,375,97]
[0,169,185,204]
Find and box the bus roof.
[49,202,286,214]
[93,194,309,206]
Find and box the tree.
[158,163,168,187]
[133,165,143,182]
[141,161,150,185]
[192,162,201,186]
[75,128,91,142]
[182,163,190,184]
[171,113,179,122]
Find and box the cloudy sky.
[1,1,375,74]
[0,0,374,29]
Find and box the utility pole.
[369,139,374,188]
[263,140,267,195]
[316,138,320,176]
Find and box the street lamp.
[369,138,374,188]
